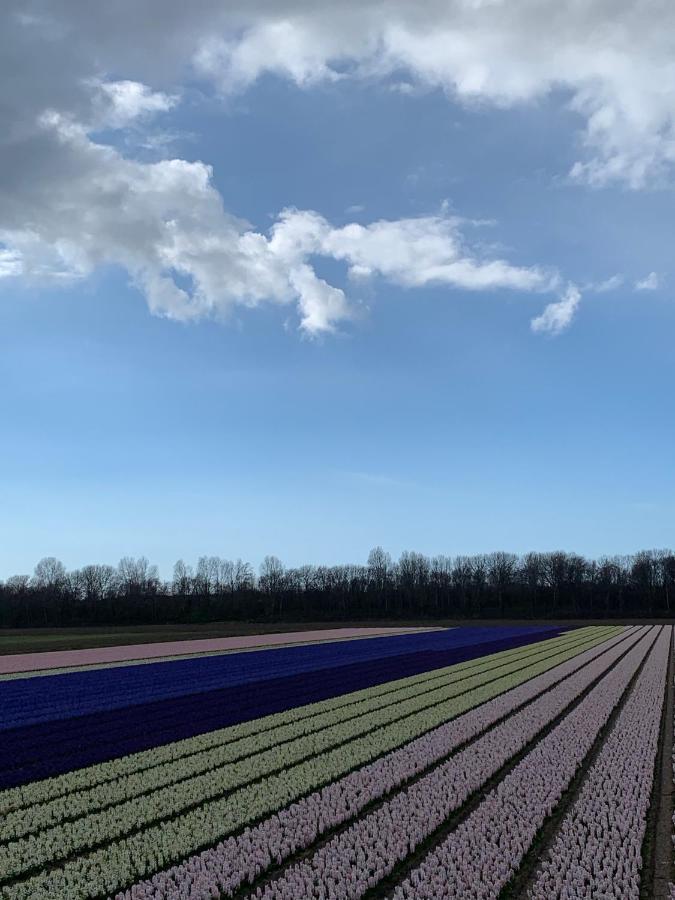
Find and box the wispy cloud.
[530,284,581,336]
[634,272,660,291]
[587,274,623,293]
[0,247,23,278]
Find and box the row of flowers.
[391,627,665,899]
[0,632,617,899]
[2,628,603,844]
[110,627,634,900]
[2,627,557,730]
[239,627,655,900]
[528,625,670,898]
[0,628,567,789]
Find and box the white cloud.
[187,2,675,189]
[2,0,619,336]
[530,283,581,335]
[634,271,660,290]
[93,80,178,129]
[0,247,23,278]
[0,109,560,334]
[319,215,554,291]
[589,274,623,293]
[2,2,674,194]
[289,265,352,334]
[194,22,348,94]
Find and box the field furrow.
[3,621,667,900]
[390,627,660,899]
[526,625,670,899]
[0,626,611,826]
[220,628,654,899]
[114,626,635,899]
[0,626,570,787]
[0,629,617,886]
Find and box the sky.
[1,0,674,578]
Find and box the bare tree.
[522,552,544,617]
[367,546,392,588]
[656,549,675,613]
[233,558,253,591]
[3,544,675,628]
[80,564,117,607]
[541,551,568,614]
[32,557,67,590]
[452,556,473,615]
[367,546,392,613]
[172,559,193,596]
[32,557,67,624]
[487,551,518,617]
[259,555,285,614]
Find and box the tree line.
[1,548,674,628]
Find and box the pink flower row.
[244,629,654,899]
[1,628,431,676]
[528,625,671,899]
[115,629,639,900]
[392,627,661,899]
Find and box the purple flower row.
[4,627,555,730]
[113,629,637,900]
[231,628,653,900]
[392,627,662,900]
[528,625,671,899]
[1,628,563,789]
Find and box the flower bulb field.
[0,623,673,900]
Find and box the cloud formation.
[590,274,624,293]
[6,3,675,185]
[0,108,559,334]
[93,80,178,130]
[13,1,669,334]
[634,271,660,291]
[530,284,581,336]
[191,1,675,189]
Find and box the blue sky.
[1,3,674,577]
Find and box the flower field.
[0,623,671,899]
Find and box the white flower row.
[0,632,610,879]
[2,629,605,846]
[2,627,603,821]
[528,625,671,899]
[235,629,654,900]
[0,630,620,900]
[392,627,663,900]
[114,628,634,900]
